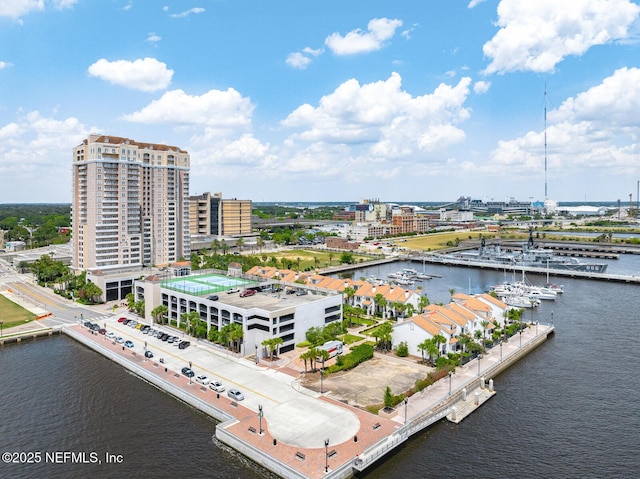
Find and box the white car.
[209,381,225,392]
[106,332,116,339]
[195,375,210,385]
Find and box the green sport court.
[161,273,257,296]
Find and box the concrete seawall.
[63,327,235,424]
[59,321,554,479]
[0,327,62,345]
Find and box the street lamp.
[189,361,192,384]
[403,397,408,425]
[324,438,330,473]
[258,404,263,435]
[477,354,483,376]
[320,368,324,394]
[255,344,259,365]
[448,371,453,395]
[500,341,503,361]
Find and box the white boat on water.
[502,295,540,308]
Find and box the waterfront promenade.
[60,314,554,479]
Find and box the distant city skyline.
[1,1,640,203]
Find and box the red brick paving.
[73,325,398,479]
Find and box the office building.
[189,191,252,237]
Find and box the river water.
[1,256,640,479]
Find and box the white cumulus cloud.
[0,111,90,201]
[87,57,173,92]
[325,17,403,55]
[489,67,640,180]
[482,0,640,74]
[473,80,491,94]
[122,88,255,132]
[0,0,77,20]
[286,52,312,69]
[170,7,204,18]
[279,72,472,179]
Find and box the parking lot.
[97,314,361,449]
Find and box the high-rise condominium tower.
[72,135,190,271]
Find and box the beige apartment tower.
[72,135,190,271]
[189,192,252,237]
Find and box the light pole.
[403,397,408,425]
[189,361,192,384]
[255,344,259,364]
[258,404,263,435]
[477,354,483,376]
[320,368,324,394]
[448,371,453,395]
[324,438,330,473]
[500,340,503,361]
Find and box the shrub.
[396,341,409,357]
[326,343,373,373]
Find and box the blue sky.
[1,0,640,204]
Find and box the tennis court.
[162,273,255,296]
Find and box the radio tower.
[544,84,548,200]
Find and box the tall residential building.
[72,135,190,272]
[189,191,252,237]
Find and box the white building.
[135,270,343,357]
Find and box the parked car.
[136,323,144,330]
[122,319,131,325]
[207,295,219,301]
[227,288,240,294]
[117,317,127,323]
[106,332,116,339]
[240,289,256,298]
[98,328,106,335]
[124,340,134,348]
[296,290,308,296]
[161,334,169,341]
[144,350,153,358]
[178,341,190,350]
[115,337,124,344]
[209,381,225,392]
[181,367,195,378]
[196,375,210,385]
[227,389,245,401]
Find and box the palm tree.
[480,320,490,349]
[343,286,356,306]
[458,333,472,366]
[229,323,244,353]
[221,240,230,255]
[418,295,430,311]
[235,237,245,253]
[373,293,387,319]
[211,239,221,255]
[151,304,168,325]
[300,349,311,373]
[433,334,446,357]
[425,339,439,364]
[417,339,430,363]
[256,236,265,254]
[449,288,456,301]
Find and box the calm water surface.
[1,257,640,478]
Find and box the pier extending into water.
[413,254,640,283]
[54,317,553,479]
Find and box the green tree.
[383,385,394,409]
[256,236,265,253]
[211,239,221,255]
[151,304,168,325]
[235,237,245,252]
[373,293,387,319]
[78,282,102,304]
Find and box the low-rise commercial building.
[135,268,342,358]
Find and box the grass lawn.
[340,333,364,345]
[0,294,37,330]
[261,249,373,270]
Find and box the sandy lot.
[301,355,430,408]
